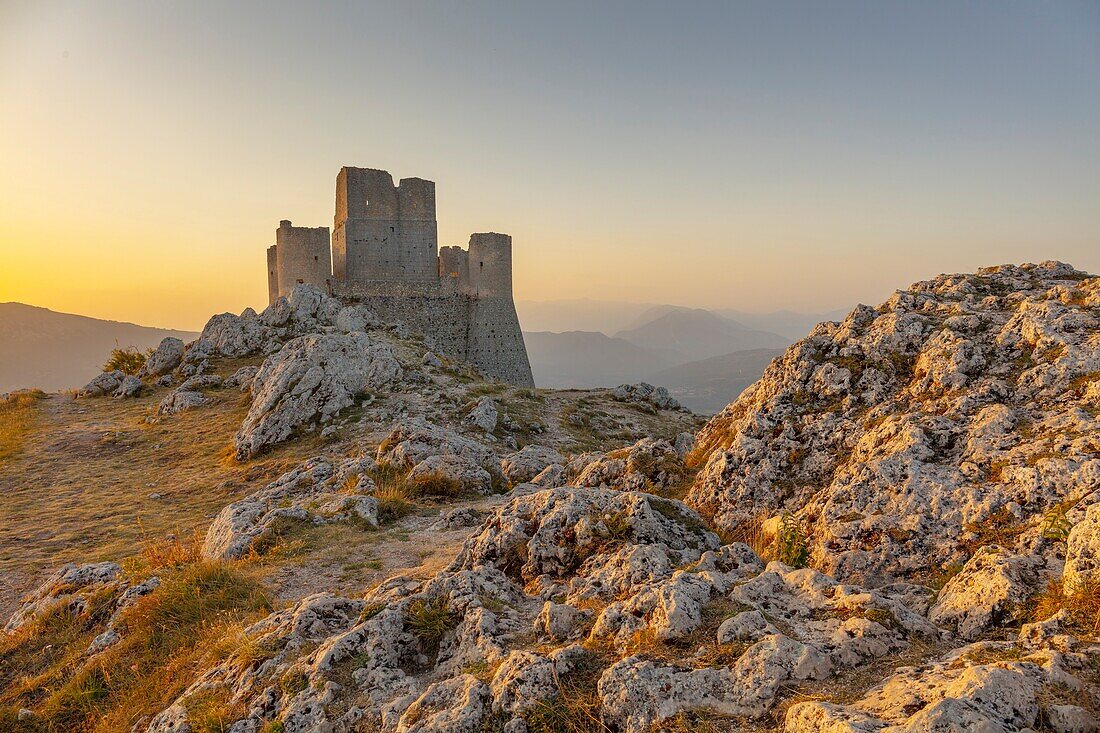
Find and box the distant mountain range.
[648,348,785,413]
[0,303,198,393]
[516,299,848,340]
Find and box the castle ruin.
[265,166,534,387]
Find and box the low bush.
[103,346,152,375]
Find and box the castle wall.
[266,245,279,305]
[333,167,438,283]
[329,277,534,387]
[275,220,332,300]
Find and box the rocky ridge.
[4,263,1098,733]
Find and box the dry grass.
[0,389,47,464]
[0,560,271,732]
[526,649,610,733]
[102,347,151,376]
[406,470,464,499]
[0,361,322,619]
[1031,577,1100,636]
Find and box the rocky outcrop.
[572,437,686,493]
[612,382,682,411]
[1064,502,1100,591]
[234,332,402,458]
[187,285,381,363]
[202,456,379,560]
[687,262,1100,584]
[5,562,122,632]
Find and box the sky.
[1,1,1098,331]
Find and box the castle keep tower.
[332,167,438,283]
[266,166,534,387]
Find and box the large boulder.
[77,370,125,397]
[139,337,185,377]
[500,445,564,485]
[928,546,1049,640]
[234,332,402,459]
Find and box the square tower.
[331,167,438,283]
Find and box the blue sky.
[1,1,1097,328]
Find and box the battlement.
[266,165,533,386]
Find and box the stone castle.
[265,167,534,387]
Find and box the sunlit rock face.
[687,261,1100,585]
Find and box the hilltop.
[1,263,1098,733]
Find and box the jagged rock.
[202,456,379,560]
[529,463,566,487]
[224,365,260,391]
[535,602,591,642]
[112,374,144,398]
[673,431,695,457]
[574,438,685,493]
[408,454,493,495]
[395,674,489,733]
[490,651,556,716]
[599,634,832,732]
[1064,502,1100,591]
[1045,705,1098,733]
[139,337,185,377]
[86,627,120,655]
[158,388,209,415]
[422,351,443,368]
[929,546,1049,640]
[78,370,125,397]
[334,303,380,333]
[5,562,122,632]
[234,332,402,459]
[501,445,565,485]
[464,396,499,433]
[688,261,1100,584]
[783,639,1100,733]
[611,382,682,411]
[378,418,497,475]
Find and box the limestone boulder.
[500,445,564,485]
[139,337,185,377]
[1064,502,1100,591]
[928,546,1049,640]
[158,388,209,415]
[574,437,685,493]
[112,374,144,398]
[611,382,682,411]
[202,456,379,560]
[234,332,402,459]
[377,418,496,474]
[5,562,122,632]
[408,454,493,496]
[78,370,125,397]
[464,396,499,433]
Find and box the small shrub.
[1031,577,1100,635]
[405,596,457,653]
[104,346,152,375]
[776,511,809,568]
